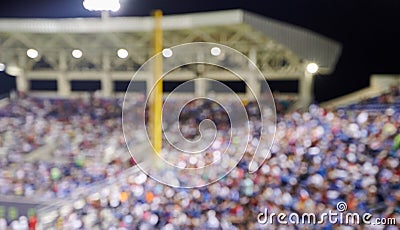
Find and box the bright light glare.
[0,63,5,71]
[162,48,173,58]
[27,49,39,59]
[117,49,129,59]
[210,47,221,56]
[306,62,319,74]
[72,49,83,59]
[83,0,121,12]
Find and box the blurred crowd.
[0,94,399,229]
[0,95,131,199]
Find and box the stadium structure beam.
[194,52,208,97]
[296,62,318,109]
[57,51,71,96]
[195,78,208,97]
[299,69,314,108]
[246,47,261,101]
[0,10,341,109]
[24,70,302,81]
[6,54,29,93]
[101,51,113,97]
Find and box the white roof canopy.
[0,10,341,73]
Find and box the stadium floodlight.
[117,49,129,59]
[306,62,319,74]
[0,63,5,71]
[210,47,221,56]
[83,0,121,12]
[72,49,83,59]
[162,48,173,58]
[27,49,39,59]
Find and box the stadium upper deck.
[0,10,341,109]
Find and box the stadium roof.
[0,10,341,77]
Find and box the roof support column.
[15,70,29,93]
[299,69,314,109]
[14,55,29,93]
[57,51,71,96]
[102,52,113,97]
[195,77,208,98]
[195,53,208,97]
[246,48,260,101]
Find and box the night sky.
[0,0,399,102]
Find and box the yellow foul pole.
[150,10,163,154]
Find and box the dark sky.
[0,0,399,102]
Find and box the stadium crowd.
[0,95,131,199]
[0,92,399,229]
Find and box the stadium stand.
[339,85,400,112]
[1,8,399,230]
[0,92,398,229]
